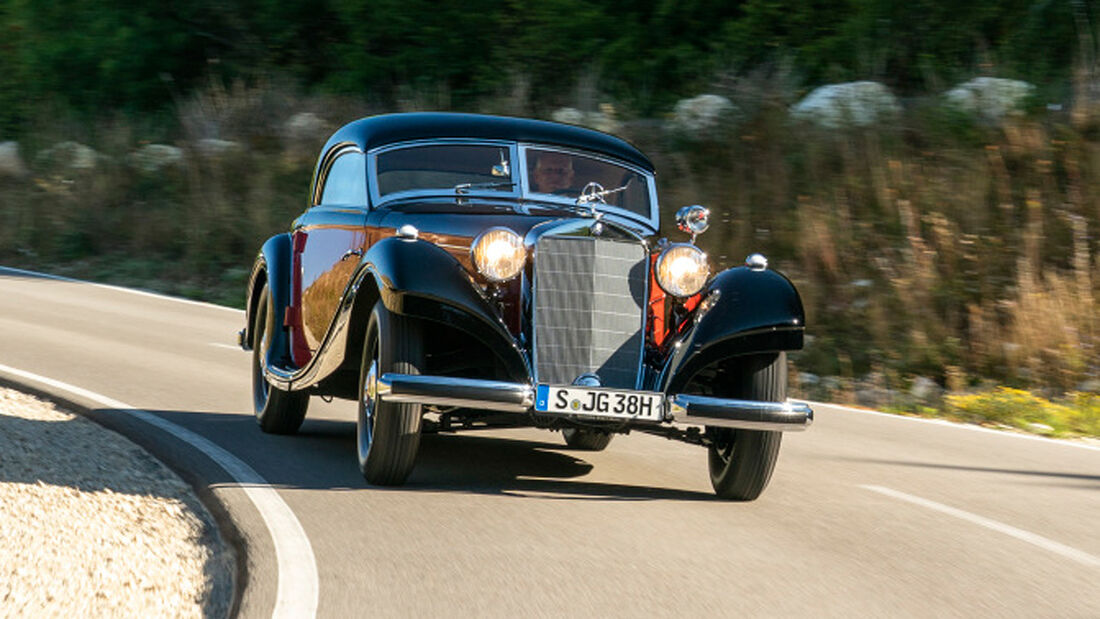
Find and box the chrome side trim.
[377,373,534,412]
[667,394,813,431]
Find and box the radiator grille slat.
[533,236,647,388]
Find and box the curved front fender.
[353,236,530,382]
[660,266,805,393]
[244,234,294,368]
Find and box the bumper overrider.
[376,374,812,432]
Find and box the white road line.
[802,399,1100,453]
[0,363,319,618]
[0,266,243,314]
[860,485,1100,568]
[209,342,244,351]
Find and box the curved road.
[1,267,1098,617]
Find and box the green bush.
[946,388,1100,437]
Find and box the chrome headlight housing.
[471,227,526,283]
[655,243,709,297]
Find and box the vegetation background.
[1,0,1098,435]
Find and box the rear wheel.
[706,353,786,501]
[561,427,613,451]
[358,301,424,485]
[251,283,308,434]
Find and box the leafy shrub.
[946,388,1100,437]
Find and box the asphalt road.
[2,267,1098,618]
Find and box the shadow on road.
[118,409,714,502]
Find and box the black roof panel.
[323,112,654,171]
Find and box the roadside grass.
[944,387,1100,438]
[2,78,1099,430]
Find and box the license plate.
[534,385,664,422]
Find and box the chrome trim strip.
[377,373,534,412]
[667,394,813,431]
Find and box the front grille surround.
[531,235,648,389]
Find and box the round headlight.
[656,243,709,297]
[471,227,526,283]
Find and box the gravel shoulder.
[0,387,234,617]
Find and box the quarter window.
[320,152,367,205]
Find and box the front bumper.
[377,374,812,432]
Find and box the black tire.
[357,301,424,485]
[252,284,309,434]
[561,427,613,451]
[707,353,786,501]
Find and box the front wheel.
[251,283,308,434]
[357,301,424,486]
[706,353,786,501]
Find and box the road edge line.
[0,265,243,314]
[0,363,319,618]
[799,399,1100,452]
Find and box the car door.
[289,146,368,366]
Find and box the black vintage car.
[241,112,811,500]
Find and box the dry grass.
[2,78,1098,399]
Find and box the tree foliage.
[0,0,1094,135]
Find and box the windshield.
[524,147,652,219]
[376,144,513,198]
[371,142,655,223]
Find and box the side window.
[319,152,366,206]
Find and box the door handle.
[341,248,364,261]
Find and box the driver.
[530,152,574,194]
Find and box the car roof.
[323,112,654,172]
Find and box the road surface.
[1,267,1097,617]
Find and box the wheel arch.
[245,234,293,362]
[348,237,530,383]
[659,267,804,394]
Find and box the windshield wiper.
[454,181,515,195]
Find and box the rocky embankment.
[0,387,233,617]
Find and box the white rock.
[1026,422,1055,434]
[944,77,1035,121]
[0,141,29,178]
[195,138,242,157]
[551,107,586,126]
[910,376,943,401]
[1076,379,1100,393]
[791,81,901,128]
[128,144,183,173]
[37,141,101,170]
[550,105,621,133]
[669,94,737,134]
[283,112,327,142]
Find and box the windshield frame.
[518,144,658,230]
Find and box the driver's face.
[532,153,574,193]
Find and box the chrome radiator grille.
[532,236,648,389]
